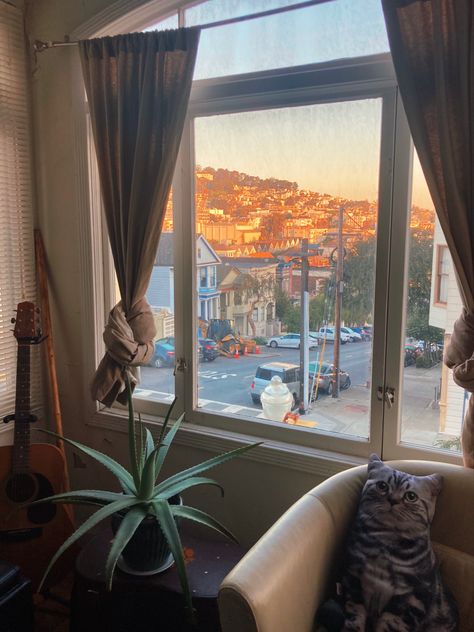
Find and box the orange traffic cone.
[234,347,239,358]
[243,346,248,356]
[255,345,260,354]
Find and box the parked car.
[250,362,301,405]
[312,327,350,344]
[198,338,219,362]
[148,336,175,368]
[267,333,318,349]
[340,326,362,342]
[348,326,371,341]
[309,361,351,395]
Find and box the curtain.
[382,0,474,466]
[79,29,200,407]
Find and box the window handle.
[174,358,187,375]
[377,386,395,408]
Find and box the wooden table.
[70,524,246,632]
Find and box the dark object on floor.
[0,560,34,632]
[71,525,247,632]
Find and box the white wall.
[25,0,331,544]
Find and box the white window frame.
[76,1,463,467]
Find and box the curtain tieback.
[91,298,156,406]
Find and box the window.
[435,246,449,305]
[0,4,42,425]
[93,0,461,465]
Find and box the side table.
[70,524,246,632]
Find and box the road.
[138,341,372,408]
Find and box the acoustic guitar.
[0,301,74,591]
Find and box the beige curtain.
[382,0,474,466]
[79,29,200,407]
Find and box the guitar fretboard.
[12,343,32,473]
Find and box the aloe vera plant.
[31,374,260,622]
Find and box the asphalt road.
[139,341,373,407]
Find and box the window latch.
[174,357,187,375]
[377,386,395,408]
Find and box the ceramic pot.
[111,494,182,575]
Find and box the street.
[138,341,372,408]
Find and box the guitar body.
[0,442,74,591]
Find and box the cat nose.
[388,498,400,506]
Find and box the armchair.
[218,461,474,632]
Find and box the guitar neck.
[12,343,32,474]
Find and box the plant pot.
[111,494,182,576]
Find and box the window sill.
[87,408,365,478]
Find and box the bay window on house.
[86,0,463,466]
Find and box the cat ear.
[426,473,443,496]
[368,453,383,475]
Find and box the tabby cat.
[320,454,459,632]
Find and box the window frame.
[79,4,463,466]
[435,245,449,306]
[167,53,405,460]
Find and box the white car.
[267,333,318,349]
[312,327,351,344]
[340,326,362,342]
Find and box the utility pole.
[333,205,344,398]
[299,238,310,413]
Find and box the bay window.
[89,0,462,465]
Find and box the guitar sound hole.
[6,473,37,503]
[27,473,57,525]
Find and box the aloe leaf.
[144,427,154,460]
[35,428,135,494]
[138,444,165,499]
[125,375,141,491]
[152,499,195,624]
[171,505,238,544]
[155,442,261,496]
[153,413,184,482]
[38,497,142,592]
[105,505,148,591]
[154,476,224,501]
[157,396,177,446]
[24,490,130,508]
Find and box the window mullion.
[382,90,414,459]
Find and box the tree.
[239,272,275,337]
[405,229,443,343]
[342,237,375,325]
[275,287,292,319]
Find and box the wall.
[24,0,333,546]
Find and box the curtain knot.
[445,308,474,392]
[90,297,156,406]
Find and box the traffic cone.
[255,345,260,354]
[243,346,248,356]
[234,347,239,358]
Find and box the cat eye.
[376,481,388,492]
[404,491,418,502]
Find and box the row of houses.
[146,232,332,339]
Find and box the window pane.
[144,13,179,31]
[194,99,382,439]
[190,0,389,80]
[400,155,463,454]
[135,194,176,403]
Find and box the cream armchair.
[218,461,474,632]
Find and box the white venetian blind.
[0,3,41,422]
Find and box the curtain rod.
[33,0,333,52]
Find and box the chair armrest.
[218,466,366,632]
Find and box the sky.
[154,0,434,209]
